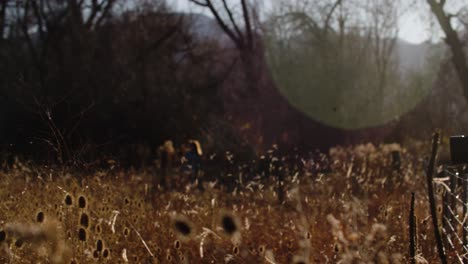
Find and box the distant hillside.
[395,39,444,74]
[185,12,437,74]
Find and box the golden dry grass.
[0,143,443,263]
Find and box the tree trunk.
[427,0,468,102]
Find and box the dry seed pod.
[15,238,24,248]
[233,246,239,255]
[219,212,240,236]
[174,240,181,250]
[80,213,89,228]
[0,230,5,242]
[171,215,194,240]
[258,245,265,254]
[96,239,103,252]
[78,228,87,242]
[95,224,102,234]
[36,211,45,223]
[64,194,73,206]
[78,196,87,209]
[123,227,130,237]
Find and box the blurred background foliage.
[0,0,467,164]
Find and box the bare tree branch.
[190,0,243,49]
[240,0,253,47]
[87,0,115,29]
[0,0,7,39]
[324,0,343,34]
[222,0,244,45]
[189,0,208,7]
[427,0,468,102]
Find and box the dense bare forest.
[0,0,466,162]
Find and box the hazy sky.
[172,0,467,44]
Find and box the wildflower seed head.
[95,224,101,234]
[78,196,86,209]
[64,194,73,206]
[96,239,103,252]
[221,213,239,235]
[15,238,23,248]
[78,228,87,241]
[174,220,191,236]
[80,213,89,228]
[36,211,45,223]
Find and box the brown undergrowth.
[0,143,439,263]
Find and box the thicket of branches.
[0,0,467,164]
[0,0,245,163]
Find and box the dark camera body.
[450,135,468,165]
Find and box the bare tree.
[426,0,468,102]
[187,0,260,94]
[264,0,406,128]
[0,0,8,39]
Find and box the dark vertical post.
[426,131,447,264]
[450,168,458,226]
[442,167,450,248]
[409,192,417,264]
[463,171,468,264]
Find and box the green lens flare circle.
[263,16,431,129]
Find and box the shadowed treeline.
[0,0,467,164]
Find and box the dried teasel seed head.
[175,221,191,236]
[78,196,86,209]
[80,213,89,228]
[258,245,265,253]
[96,239,103,252]
[78,228,87,241]
[36,211,45,223]
[220,213,240,235]
[233,246,239,255]
[171,216,194,239]
[64,194,73,206]
[95,224,102,234]
[174,240,181,250]
[0,230,5,242]
[123,227,130,237]
[15,238,23,248]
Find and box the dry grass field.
[0,143,442,263]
